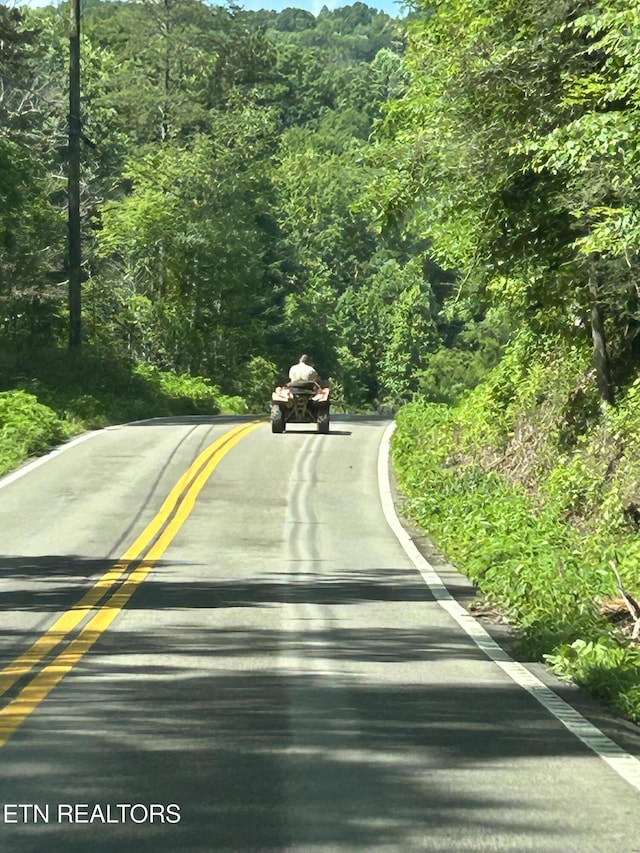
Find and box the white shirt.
[289,362,320,384]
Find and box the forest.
[3,0,640,720]
[1,0,430,416]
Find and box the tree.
[378,0,638,401]
[337,258,438,404]
[94,102,279,380]
[0,6,67,347]
[0,0,415,411]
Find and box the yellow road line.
[0,562,129,698]
[0,420,262,728]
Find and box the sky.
[18,0,406,19]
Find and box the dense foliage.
[377,0,640,722]
[0,346,247,475]
[2,0,448,410]
[392,336,640,722]
[380,0,640,398]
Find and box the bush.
[416,310,511,405]
[393,401,604,657]
[133,364,222,416]
[0,390,76,476]
[0,347,254,475]
[546,638,640,724]
[391,329,640,721]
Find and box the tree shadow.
[125,415,261,426]
[0,628,633,852]
[125,414,384,431]
[276,428,353,435]
[1,557,640,851]
[0,561,435,613]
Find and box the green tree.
[378,0,638,400]
[94,103,279,380]
[0,6,67,347]
[337,258,438,404]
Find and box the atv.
[270,383,330,434]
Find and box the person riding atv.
[288,353,321,387]
[270,354,330,434]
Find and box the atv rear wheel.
[271,404,285,433]
[317,404,330,434]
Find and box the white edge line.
[0,413,253,491]
[0,411,222,491]
[0,430,102,491]
[378,420,640,793]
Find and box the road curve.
[0,415,639,852]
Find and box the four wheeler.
[270,383,330,434]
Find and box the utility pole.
[68,0,82,349]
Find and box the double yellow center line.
[0,419,263,747]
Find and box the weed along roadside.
[391,334,640,724]
[0,390,78,476]
[0,349,251,479]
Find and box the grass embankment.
[392,330,640,723]
[0,347,248,478]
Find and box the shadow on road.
[124,413,387,429]
[0,556,638,851]
[274,429,353,436]
[0,623,599,853]
[0,560,433,612]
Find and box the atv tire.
[317,404,330,434]
[271,404,285,434]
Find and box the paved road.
[0,415,639,852]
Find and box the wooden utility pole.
[68,0,82,349]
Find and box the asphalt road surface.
[0,415,639,852]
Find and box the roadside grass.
[0,347,247,478]
[0,390,76,475]
[391,331,640,723]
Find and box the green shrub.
[392,328,640,721]
[416,310,511,405]
[133,364,222,415]
[546,638,640,723]
[0,390,77,476]
[0,347,256,475]
[393,400,604,657]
